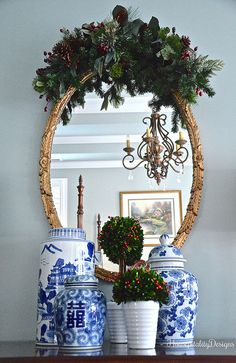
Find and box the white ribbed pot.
[107,302,127,343]
[123,301,159,349]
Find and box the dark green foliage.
[98,216,144,266]
[113,266,169,304]
[33,5,223,127]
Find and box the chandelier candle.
[126,138,131,148]
[179,132,185,140]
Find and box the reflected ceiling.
[52,94,192,171]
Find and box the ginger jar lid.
[148,234,186,263]
[65,274,98,287]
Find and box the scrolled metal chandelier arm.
[122,112,189,185]
[122,153,144,170]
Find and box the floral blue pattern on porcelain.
[148,244,184,261]
[54,275,106,350]
[36,228,95,346]
[148,234,198,346]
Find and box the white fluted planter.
[107,302,127,343]
[123,301,159,350]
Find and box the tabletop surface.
[0,340,236,360]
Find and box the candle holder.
[123,146,135,154]
[176,139,187,146]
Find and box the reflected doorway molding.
[39,72,204,282]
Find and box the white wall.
[0,0,235,341]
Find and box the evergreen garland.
[33,5,223,130]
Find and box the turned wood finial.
[97,213,101,251]
[77,175,84,229]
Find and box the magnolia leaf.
[90,32,96,44]
[59,82,65,97]
[112,5,128,25]
[70,69,77,78]
[67,101,72,115]
[82,22,90,27]
[160,44,175,60]
[148,16,160,38]
[36,81,44,87]
[81,29,91,35]
[104,51,114,66]
[94,56,104,77]
[130,18,144,36]
[149,16,160,30]
[100,91,110,110]
[81,23,91,35]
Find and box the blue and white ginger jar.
[54,274,106,351]
[36,228,95,346]
[148,234,198,346]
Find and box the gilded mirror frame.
[39,72,204,282]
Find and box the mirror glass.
[50,93,192,272]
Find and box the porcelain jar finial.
[159,233,171,246]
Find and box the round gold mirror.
[34,6,223,282]
[39,72,203,282]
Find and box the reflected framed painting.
[120,190,183,246]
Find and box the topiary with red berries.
[98,216,144,266]
[113,264,170,304]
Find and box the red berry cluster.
[43,96,51,112]
[88,22,105,32]
[195,87,203,96]
[43,43,74,68]
[155,281,163,290]
[97,43,109,55]
[181,50,190,60]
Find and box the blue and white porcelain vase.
[148,234,198,346]
[54,274,106,351]
[36,228,95,346]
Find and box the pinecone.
[36,68,46,76]
[181,36,191,47]
[50,42,74,66]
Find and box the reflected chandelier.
[122,112,189,185]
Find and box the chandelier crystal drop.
[122,112,189,185]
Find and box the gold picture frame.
[120,190,183,246]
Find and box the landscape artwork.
[120,191,182,246]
